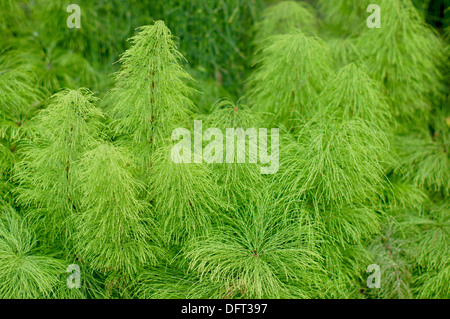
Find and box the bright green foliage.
[0,53,42,144]
[150,0,262,97]
[254,1,317,45]
[0,0,448,300]
[394,109,450,195]
[0,208,63,298]
[107,21,194,171]
[247,31,332,128]
[107,21,228,246]
[357,0,445,118]
[14,89,103,245]
[149,145,223,243]
[186,199,323,298]
[409,203,449,298]
[204,100,265,208]
[277,116,389,208]
[317,0,370,36]
[317,63,392,129]
[326,38,361,70]
[368,219,414,298]
[31,0,124,64]
[73,143,161,285]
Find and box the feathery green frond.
[107,21,194,150]
[394,110,450,195]
[254,1,317,47]
[368,219,414,299]
[357,0,445,118]
[247,31,332,128]
[205,100,266,207]
[317,0,370,36]
[74,143,162,280]
[149,144,223,243]
[317,63,392,129]
[0,208,63,298]
[14,88,104,244]
[186,198,324,298]
[277,116,390,208]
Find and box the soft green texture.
[0,0,448,299]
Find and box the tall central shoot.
[107,21,194,175]
[107,21,222,244]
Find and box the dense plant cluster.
[0,0,448,299]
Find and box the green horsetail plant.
[0,207,64,298]
[326,38,361,70]
[394,108,450,195]
[253,1,317,53]
[318,205,382,298]
[150,0,263,97]
[0,0,26,39]
[133,263,198,299]
[19,40,102,95]
[316,63,392,130]
[107,21,194,175]
[0,52,43,149]
[107,21,226,244]
[276,111,390,209]
[14,88,104,247]
[407,202,449,298]
[149,144,224,244]
[367,218,414,299]
[185,197,324,298]
[357,0,445,119]
[204,100,266,209]
[369,202,450,299]
[0,0,448,300]
[247,31,332,128]
[317,0,370,36]
[73,143,163,296]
